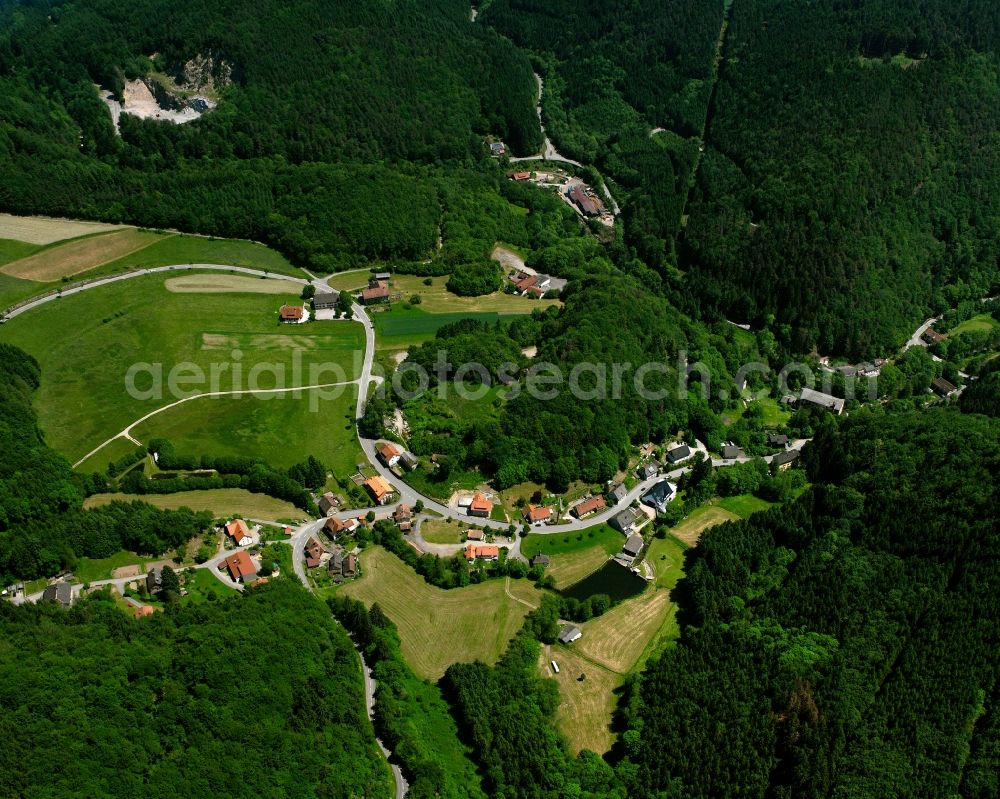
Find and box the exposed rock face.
[180,53,233,95]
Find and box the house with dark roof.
[921,328,945,345]
[567,184,602,216]
[394,504,413,531]
[146,567,163,594]
[606,482,628,505]
[558,624,583,644]
[304,536,325,568]
[489,141,506,156]
[642,480,675,513]
[612,507,640,534]
[42,582,73,607]
[720,444,741,460]
[313,291,340,311]
[637,461,661,481]
[771,450,800,471]
[342,553,357,578]
[665,444,692,465]
[530,554,550,568]
[318,492,341,516]
[931,377,958,397]
[768,433,789,448]
[572,495,606,519]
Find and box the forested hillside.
[0,0,542,270]
[481,0,724,269]
[621,408,1000,797]
[681,0,1000,357]
[0,580,393,798]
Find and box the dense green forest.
[0,579,394,798]
[0,345,218,580]
[619,407,1000,797]
[680,0,1000,357]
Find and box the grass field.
[715,493,774,518]
[84,488,305,522]
[540,645,619,755]
[1,229,164,281]
[521,525,622,587]
[340,546,543,679]
[183,567,239,603]
[131,386,362,475]
[0,239,41,266]
[666,505,740,546]
[164,275,304,294]
[73,436,147,474]
[0,275,364,464]
[325,269,372,291]
[372,307,512,350]
[73,551,150,583]
[419,519,466,545]
[645,534,688,589]
[388,274,560,314]
[575,587,674,673]
[948,313,1000,337]
[0,213,124,244]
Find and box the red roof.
[279,304,304,321]
[221,550,256,581]
[464,543,500,560]
[470,492,493,514]
[511,171,531,181]
[524,505,552,522]
[379,442,402,461]
[225,519,250,543]
[514,274,538,292]
[361,281,390,301]
[573,496,606,518]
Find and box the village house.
[530,553,550,568]
[146,567,163,594]
[489,141,505,156]
[342,553,358,578]
[317,492,342,517]
[393,504,413,532]
[572,495,606,519]
[510,170,531,181]
[220,550,257,584]
[378,442,402,468]
[360,279,390,305]
[642,480,675,514]
[225,518,251,546]
[304,536,325,569]
[771,450,800,471]
[312,291,340,312]
[465,529,485,542]
[523,504,553,525]
[279,304,305,323]
[612,507,640,535]
[468,492,493,518]
[931,377,958,397]
[606,482,628,505]
[768,433,789,448]
[797,387,845,415]
[41,582,73,608]
[720,443,741,460]
[464,544,500,562]
[666,444,692,465]
[637,460,661,480]
[567,183,603,216]
[400,451,419,471]
[325,516,358,538]
[558,624,583,644]
[364,476,394,505]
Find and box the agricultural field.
[0,274,364,465]
[714,493,774,519]
[84,488,305,522]
[387,273,560,314]
[340,546,543,679]
[574,587,674,674]
[521,525,622,587]
[645,534,688,589]
[73,436,149,475]
[324,269,372,291]
[1,229,163,281]
[0,213,124,244]
[539,645,620,756]
[372,306,510,350]
[164,275,303,294]
[665,505,740,546]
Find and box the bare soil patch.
[1,229,163,281]
[0,213,125,245]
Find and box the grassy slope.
[0,275,364,462]
[372,306,511,350]
[521,525,622,587]
[389,273,560,314]
[339,546,542,680]
[84,488,305,522]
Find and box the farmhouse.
[146,567,163,594]
[469,493,493,518]
[394,504,413,531]
[364,476,394,505]
[622,533,644,558]
[221,550,257,584]
[313,291,340,311]
[612,507,640,535]
[318,492,342,516]
[530,553,550,568]
[378,441,402,467]
[41,582,73,607]
[342,553,358,578]
[666,444,692,465]
[465,529,485,542]
[558,624,583,644]
[225,518,251,546]
[572,495,606,519]
[797,387,845,415]
[325,516,357,538]
[524,504,553,525]
[771,450,800,471]
[567,183,603,216]
[464,544,500,562]
[279,304,305,323]
[768,433,789,447]
[361,280,390,304]
[606,482,628,504]
[641,480,675,513]
[931,376,958,397]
